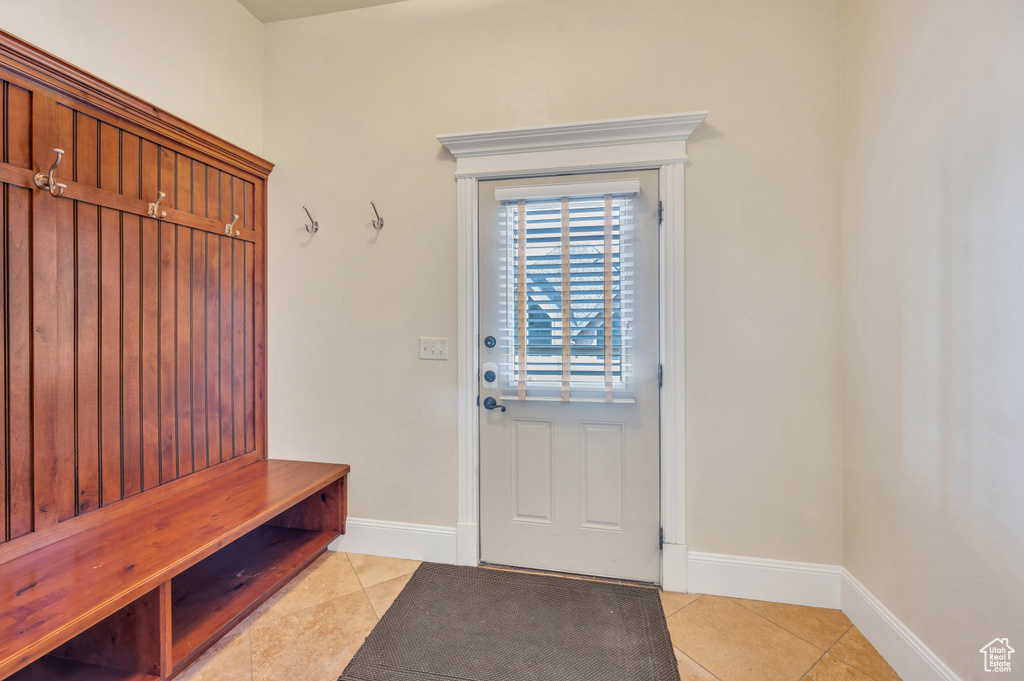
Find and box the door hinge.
[659,527,664,549]
[658,201,663,226]
[658,364,663,388]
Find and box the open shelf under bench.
[1,460,349,681]
[7,657,159,681]
[170,525,334,672]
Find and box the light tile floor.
[177,551,902,681]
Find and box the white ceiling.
[237,0,411,23]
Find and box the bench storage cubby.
[2,461,349,680]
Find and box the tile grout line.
[796,624,854,681]
[345,551,382,621]
[729,597,851,653]
[727,603,899,681]
[673,645,724,681]
[827,627,895,681]
[664,595,710,673]
[661,592,703,620]
[345,551,368,591]
[674,593,704,615]
[245,615,254,681]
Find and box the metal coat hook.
[34,148,68,198]
[225,214,240,236]
[148,191,167,218]
[370,201,384,230]
[303,206,319,234]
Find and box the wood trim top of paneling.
[0,29,273,179]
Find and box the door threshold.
[478,562,659,589]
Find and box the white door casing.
[478,170,662,582]
[438,111,707,590]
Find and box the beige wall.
[264,0,844,562]
[6,1,1022,673]
[841,0,1024,676]
[0,0,264,154]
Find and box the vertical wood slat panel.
[1,78,5,152]
[218,235,232,461]
[99,123,122,506]
[159,148,175,214]
[219,172,232,226]
[5,84,31,169]
[31,95,61,530]
[52,103,76,523]
[125,133,142,200]
[99,123,119,193]
[6,184,32,540]
[176,227,193,477]
[1,181,7,542]
[75,201,100,517]
[230,179,246,457]
[232,177,245,236]
[140,216,160,492]
[140,142,160,491]
[158,223,176,483]
[1,85,13,539]
[0,87,3,540]
[177,156,192,215]
[231,240,244,458]
[75,113,98,187]
[54,158,76,524]
[192,163,207,220]
[207,168,219,223]
[74,110,102,513]
[191,233,209,471]
[121,134,142,498]
[29,97,77,529]
[244,243,255,453]
[253,183,266,461]
[244,183,254,234]
[205,237,221,465]
[54,105,75,180]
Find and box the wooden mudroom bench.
[0,460,349,680]
[0,30,346,681]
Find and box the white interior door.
[478,169,661,583]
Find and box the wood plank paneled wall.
[0,33,272,550]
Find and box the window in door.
[495,180,638,403]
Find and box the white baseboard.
[329,526,962,681]
[685,552,842,608]
[674,552,962,681]
[328,517,457,564]
[661,543,688,593]
[841,569,962,681]
[456,522,479,566]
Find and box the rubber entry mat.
[338,562,680,681]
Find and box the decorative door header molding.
[438,111,708,179]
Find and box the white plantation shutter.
[496,180,637,403]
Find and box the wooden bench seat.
[0,460,349,681]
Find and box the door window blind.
[497,183,636,403]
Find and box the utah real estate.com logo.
[980,638,1014,673]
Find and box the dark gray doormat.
[338,563,680,681]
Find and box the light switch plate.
[419,337,448,360]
